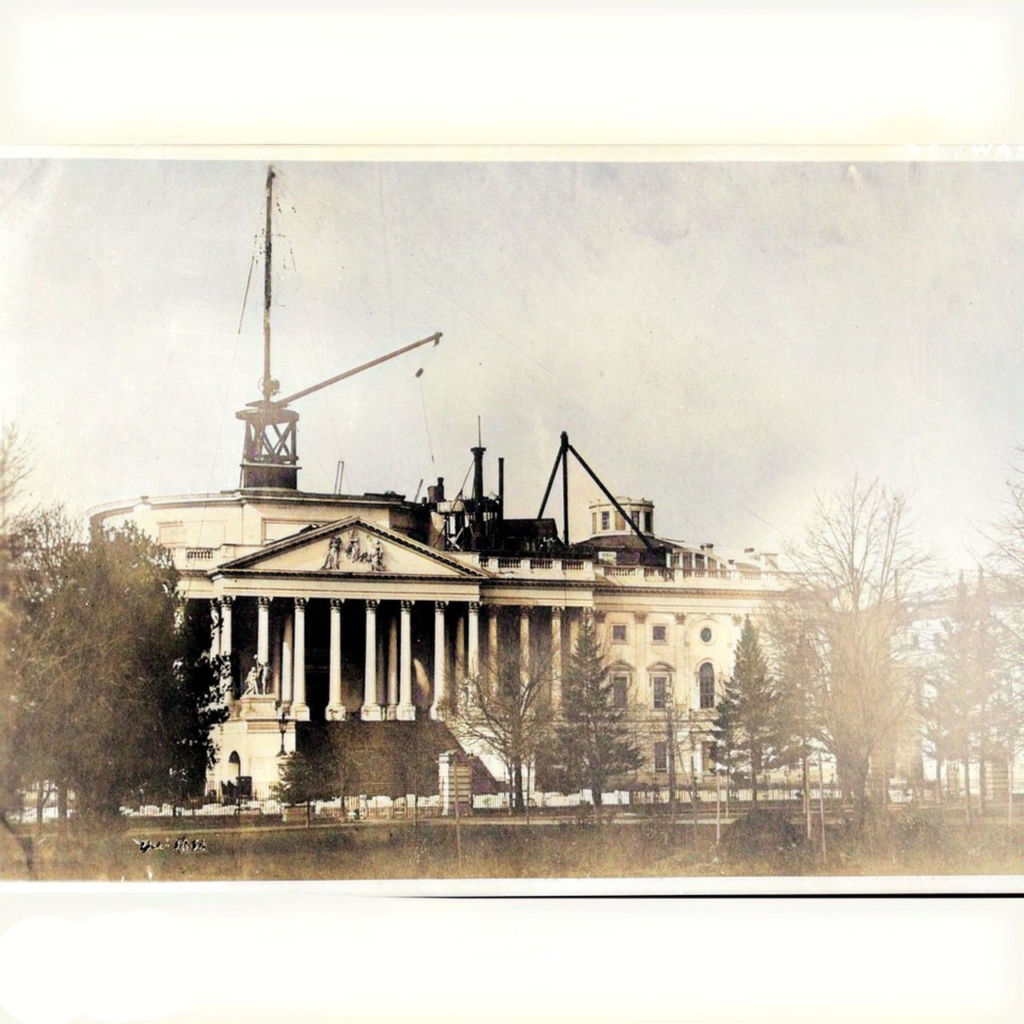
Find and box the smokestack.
[471,446,486,540]
[471,447,485,503]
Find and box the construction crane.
[236,166,442,489]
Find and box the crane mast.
[261,166,277,403]
[236,165,442,490]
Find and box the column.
[454,613,465,681]
[281,609,294,705]
[362,599,382,720]
[218,596,235,700]
[568,608,581,669]
[634,611,647,707]
[219,596,233,659]
[387,611,399,718]
[257,596,271,664]
[431,601,447,719]
[674,612,687,709]
[292,598,309,721]
[487,605,499,677]
[550,605,564,709]
[327,598,345,719]
[467,601,480,679]
[397,600,415,720]
[209,600,222,660]
[519,605,531,683]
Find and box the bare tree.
[776,479,928,831]
[988,451,1024,580]
[981,454,1024,813]
[445,650,553,815]
[0,422,30,529]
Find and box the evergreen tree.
[274,729,351,825]
[713,617,791,803]
[547,612,641,809]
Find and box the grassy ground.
[10,806,1024,881]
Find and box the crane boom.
[267,331,442,408]
[236,164,443,490]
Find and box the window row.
[609,664,716,709]
[593,509,653,533]
[609,623,714,645]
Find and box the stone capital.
[365,599,379,611]
[294,597,307,610]
[257,595,272,608]
[401,600,414,612]
[434,600,448,613]
[330,598,345,611]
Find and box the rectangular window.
[652,675,668,709]
[703,743,717,775]
[601,510,610,530]
[651,624,668,644]
[654,741,668,772]
[613,674,629,708]
[643,510,652,533]
[614,512,625,530]
[611,623,627,643]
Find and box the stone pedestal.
[239,694,279,721]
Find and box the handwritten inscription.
[133,836,208,853]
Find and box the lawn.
[10,805,1024,881]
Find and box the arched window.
[699,663,716,708]
[228,751,241,775]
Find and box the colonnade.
[209,595,577,722]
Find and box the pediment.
[217,518,485,578]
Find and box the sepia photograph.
[3,3,1024,1020]
[3,156,1024,885]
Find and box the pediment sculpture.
[321,530,386,572]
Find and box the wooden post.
[1008,757,1014,830]
[817,751,827,862]
[454,764,463,877]
[803,752,812,841]
[690,742,698,848]
[715,770,722,847]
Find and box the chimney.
[498,457,505,523]
[471,446,486,538]
[427,476,445,503]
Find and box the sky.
[1,157,1022,572]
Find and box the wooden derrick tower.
[236,166,441,490]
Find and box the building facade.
[91,466,780,798]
